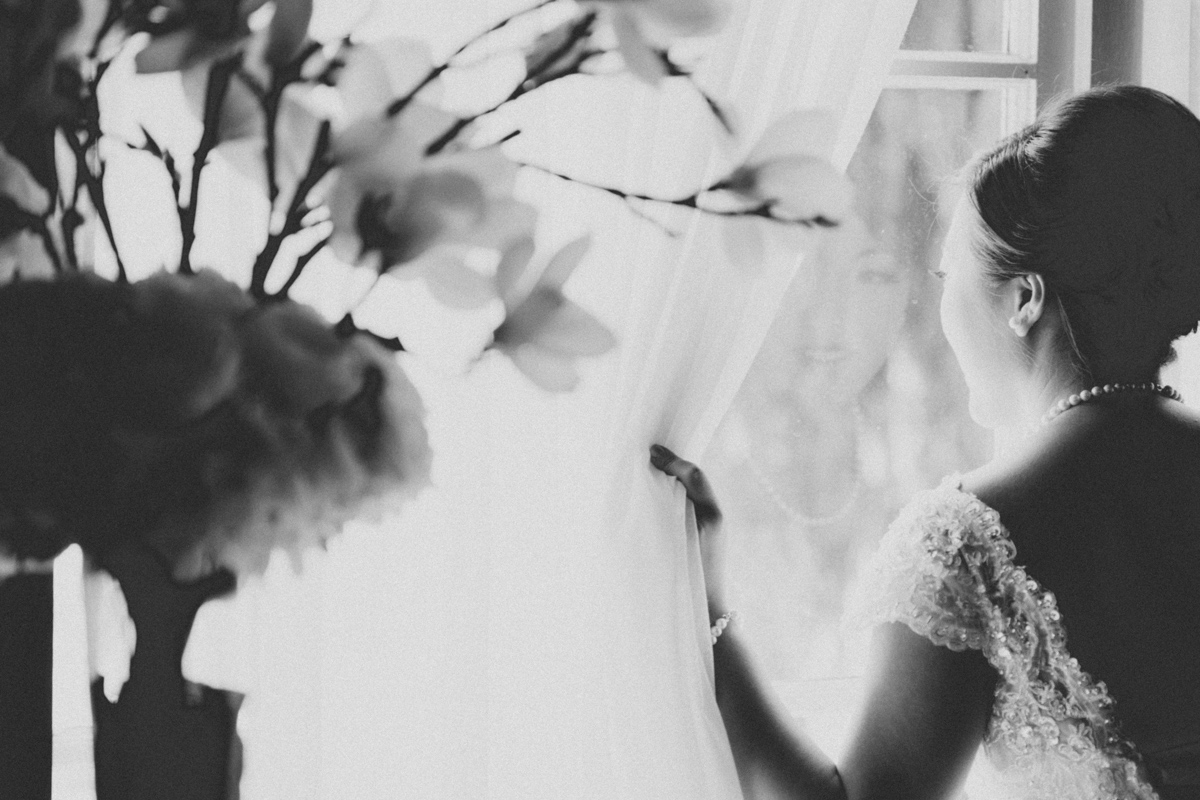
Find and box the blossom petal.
[528,300,616,357]
[611,9,668,84]
[455,198,537,252]
[505,343,582,392]
[639,0,728,37]
[337,38,436,124]
[420,255,499,309]
[539,235,592,291]
[135,29,240,73]
[495,236,536,307]
[266,0,314,67]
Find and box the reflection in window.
[901,0,1021,55]
[705,87,1018,757]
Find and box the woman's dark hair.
[968,84,1200,380]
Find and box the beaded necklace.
[1040,381,1182,426]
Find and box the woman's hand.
[649,444,728,607]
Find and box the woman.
[709,109,990,689]
[709,197,915,682]
[653,85,1200,800]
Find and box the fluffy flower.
[491,236,617,391]
[0,270,431,580]
[719,109,854,223]
[134,0,313,73]
[584,0,729,84]
[326,41,536,306]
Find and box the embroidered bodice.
[856,478,1161,800]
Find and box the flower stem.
[62,131,126,281]
[386,0,560,119]
[252,121,333,298]
[273,234,330,299]
[179,55,241,275]
[424,11,597,156]
[260,41,324,208]
[518,162,839,228]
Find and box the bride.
[653,84,1200,800]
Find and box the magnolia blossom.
[720,109,854,223]
[491,236,617,392]
[584,0,729,84]
[326,41,535,305]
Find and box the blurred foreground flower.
[327,41,535,305]
[585,0,729,83]
[0,270,431,581]
[491,236,616,391]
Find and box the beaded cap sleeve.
[853,477,1160,800]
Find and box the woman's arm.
[652,446,996,800]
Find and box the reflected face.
[771,212,911,413]
[938,202,1023,428]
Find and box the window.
[703,0,1093,765]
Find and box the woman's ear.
[1006,273,1047,337]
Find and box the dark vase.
[91,543,242,800]
[0,572,52,800]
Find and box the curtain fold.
[584,2,918,797]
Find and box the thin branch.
[424,11,597,156]
[659,52,734,135]
[261,40,325,207]
[273,234,330,299]
[386,0,559,118]
[179,55,242,274]
[250,121,333,298]
[518,161,839,228]
[62,131,126,281]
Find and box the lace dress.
[855,477,1164,800]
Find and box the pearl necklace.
[745,457,862,527]
[1040,382,1182,426]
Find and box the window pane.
[900,0,1026,55]
[704,86,1031,758]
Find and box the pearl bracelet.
[710,611,737,645]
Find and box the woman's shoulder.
[959,399,1200,540]
[852,479,1014,651]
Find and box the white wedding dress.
[855,477,1200,800]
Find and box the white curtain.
[565,3,919,797]
[63,2,918,798]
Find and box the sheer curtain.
[66,2,917,798]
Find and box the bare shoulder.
[961,399,1200,523]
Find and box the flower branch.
[386,0,560,119]
[179,54,241,275]
[518,161,840,228]
[251,120,333,298]
[424,11,598,157]
[62,126,126,280]
[274,233,329,299]
[261,40,326,206]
